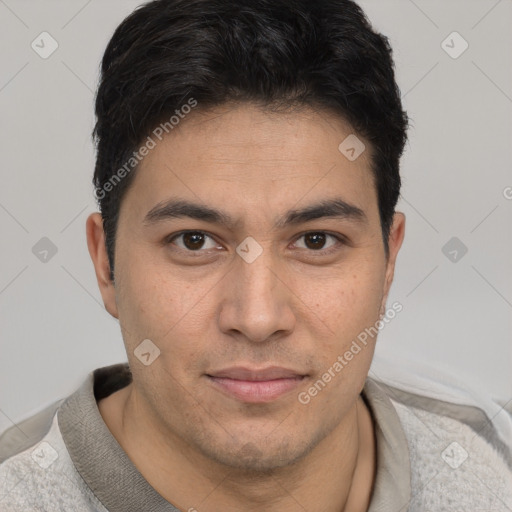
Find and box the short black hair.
[93,0,408,279]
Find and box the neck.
[99,385,376,512]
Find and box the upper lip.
[207,366,306,381]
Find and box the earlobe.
[86,212,119,318]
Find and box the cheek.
[303,265,385,331]
[115,257,220,374]
[294,263,385,378]
[299,275,382,411]
[115,256,189,347]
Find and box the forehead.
[122,102,379,225]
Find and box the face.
[89,102,405,471]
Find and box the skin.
[87,102,405,511]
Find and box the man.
[1,0,511,510]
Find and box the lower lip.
[207,376,305,403]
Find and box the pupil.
[184,232,204,250]
[305,233,326,250]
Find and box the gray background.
[1,0,511,432]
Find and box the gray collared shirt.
[1,363,510,511]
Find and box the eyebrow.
[143,197,367,229]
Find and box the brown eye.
[168,231,219,252]
[294,232,342,253]
[304,233,327,250]
[182,232,206,250]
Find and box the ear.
[379,212,406,315]
[86,212,119,319]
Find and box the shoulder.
[0,400,107,511]
[0,400,62,464]
[378,379,512,510]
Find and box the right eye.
[166,231,223,253]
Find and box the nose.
[218,246,295,343]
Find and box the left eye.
[294,232,340,251]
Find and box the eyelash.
[165,230,347,256]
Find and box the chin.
[198,432,319,474]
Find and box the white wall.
[1,0,511,433]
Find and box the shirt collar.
[362,377,412,511]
